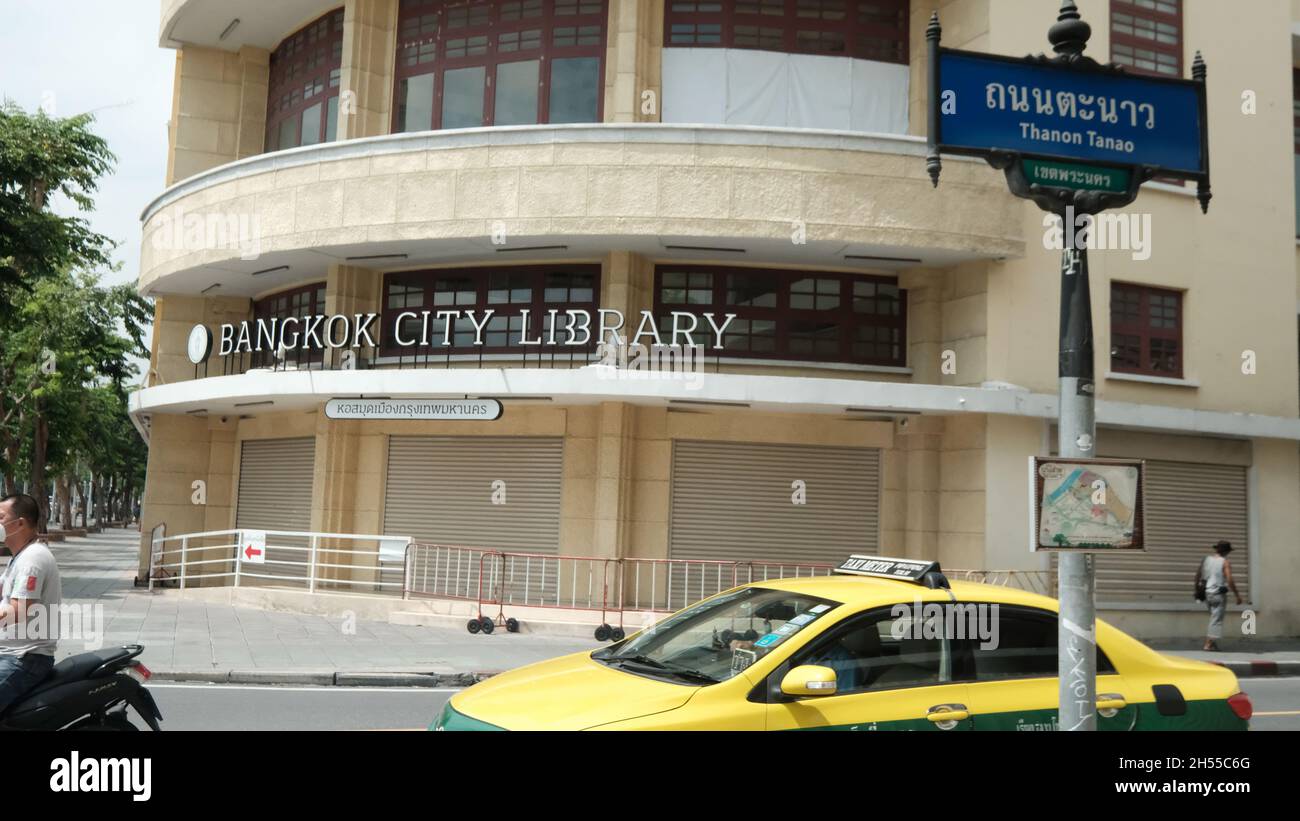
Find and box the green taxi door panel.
[764,606,971,731]
[957,603,1138,731]
[767,683,974,731]
[963,675,1138,731]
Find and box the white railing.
[151,528,1055,614]
[948,569,1055,597]
[148,529,411,596]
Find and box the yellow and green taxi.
[432,557,1251,731]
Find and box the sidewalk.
[47,529,597,685]
[36,529,1300,685]
[1143,639,1300,677]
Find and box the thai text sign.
[324,398,503,421]
[938,50,1206,177]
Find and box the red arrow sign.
[244,545,263,560]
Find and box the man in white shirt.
[0,494,61,712]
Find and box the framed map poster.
[1030,457,1146,552]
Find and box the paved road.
[124,677,1300,731]
[135,683,453,731]
[1240,677,1300,731]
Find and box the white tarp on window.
[725,49,790,127]
[662,48,728,124]
[662,48,909,134]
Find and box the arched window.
[251,282,327,368]
[393,0,607,133]
[265,9,345,152]
[664,0,909,64]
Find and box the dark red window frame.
[392,0,607,133]
[664,0,910,65]
[379,264,601,356]
[653,265,907,367]
[1109,282,1183,378]
[251,282,328,368]
[1293,67,1300,154]
[265,9,346,152]
[1109,0,1182,78]
[1293,68,1299,238]
[1293,68,1300,155]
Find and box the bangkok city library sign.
[199,308,739,359]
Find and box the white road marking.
[146,684,460,693]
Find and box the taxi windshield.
[593,587,840,684]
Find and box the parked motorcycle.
[0,644,162,731]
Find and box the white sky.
[0,0,174,291]
[1,0,175,378]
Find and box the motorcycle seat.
[27,646,137,696]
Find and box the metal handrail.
[149,528,411,596]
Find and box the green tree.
[0,101,117,496]
[1,270,150,529]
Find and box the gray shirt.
[1201,554,1227,596]
[0,541,61,656]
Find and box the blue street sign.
[937,50,1207,177]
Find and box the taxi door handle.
[1097,694,1127,712]
[926,704,970,724]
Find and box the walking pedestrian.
[1195,540,1242,652]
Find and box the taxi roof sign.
[834,556,942,583]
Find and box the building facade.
[134,0,1300,638]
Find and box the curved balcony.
[137,124,1026,299]
[161,0,339,50]
[127,364,1300,443]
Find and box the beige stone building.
[133,0,1300,639]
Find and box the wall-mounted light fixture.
[664,245,745,253]
[345,253,408,263]
[250,265,290,277]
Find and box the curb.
[1211,660,1300,677]
[149,670,499,687]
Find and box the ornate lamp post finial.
[1048,0,1091,60]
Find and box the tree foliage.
[0,101,116,305]
[0,102,148,528]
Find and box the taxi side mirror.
[780,665,838,697]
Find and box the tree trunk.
[104,474,115,523]
[0,363,11,497]
[30,397,48,531]
[94,475,107,525]
[53,476,65,528]
[59,475,73,529]
[4,392,20,496]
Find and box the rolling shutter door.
[383,436,563,551]
[385,436,564,604]
[1087,460,1249,605]
[669,440,881,567]
[235,437,316,586]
